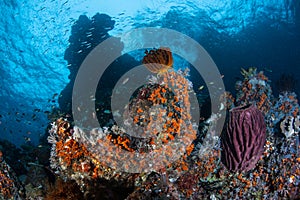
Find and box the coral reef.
[47,117,137,189]
[85,69,196,173]
[2,37,298,199]
[221,105,266,172]
[267,91,299,138]
[48,60,198,197]
[126,148,222,199]
[0,151,24,199]
[236,67,273,114]
[45,48,300,200]
[0,47,298,199]
[125,67,299,199]
[1,7,299,199]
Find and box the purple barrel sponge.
[221,105,266,172]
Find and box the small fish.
[104,110,111,114]
[198,85,205,90]
[122,77,129,85]
[24,137,31,142]
[34,108,41,112]
[219,103,225,111]
[89,95,96,101]
[209,82,214,85]
[52,93,58,99]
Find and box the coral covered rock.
[236,67,273,114]
[0,151,24,199]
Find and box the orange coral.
[257,92,267,110]
[55,138,87,167]
[0,151,16,199]
[0,170,14,199]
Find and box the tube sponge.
[221,105,266,172]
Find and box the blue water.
[0,0,299,146]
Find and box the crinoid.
[142,47,173,75]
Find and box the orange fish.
[142,47,173,74]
